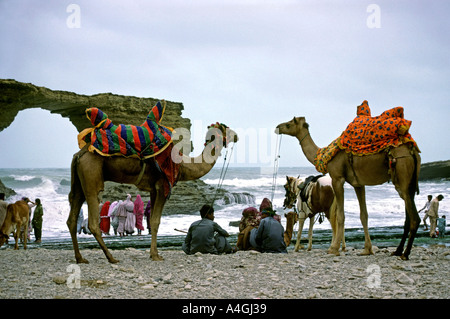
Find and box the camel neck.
[296,130,319,165]
[179,144,222,181]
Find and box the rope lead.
[270,134,282,203]
[211,143,235,206]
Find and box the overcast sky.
[0,0,449,168]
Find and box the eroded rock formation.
[0,79,190,133]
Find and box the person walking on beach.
[182,204,232,255]
[31,198,43,243]
[77,206,84,234]
[134,194,145,235]
[252,206,287,253]
[99,201,111,235]
[428,194,444,238]
[108,201,120,235]
[144,199,151,234]
[116,200,128,237]
[419,195,433,230]
[123,194,136,235]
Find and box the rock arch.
[0,79,191,134]
[0,79,191,199]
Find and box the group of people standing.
[419,194,445,238]
[78,194,151,237]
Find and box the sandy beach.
[0,243,448,300]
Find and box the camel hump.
[146,101,164,123]
[85,107,112,129]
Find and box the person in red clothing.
[99,201,111,235]
[134,194,145,235]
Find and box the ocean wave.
[2,175,43,188]
[203,176,288,189]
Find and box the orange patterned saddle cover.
[314,100,419,174]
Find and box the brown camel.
[0,199,30,250]
[237,211,297,250]
[67,124,238,263]
[283,175,342,252]
[276,116,421,260]
[283,211,298,247]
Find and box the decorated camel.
[67,101,238,263]
[276,101,421,260]
[283,175,343,252]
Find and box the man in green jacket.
[31,198,43,243]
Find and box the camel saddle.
[314,100,419,174]
[298,175,323,204]
[78,100,173,159]
[78,100,179,198]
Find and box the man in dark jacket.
[254,207,287,253]
[183,205,232,255]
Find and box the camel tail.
[412,148,421,196]
[68,151,83,205]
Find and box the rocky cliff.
[0,79,190,133]
[419,160,450,181]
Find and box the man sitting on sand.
[182,204,232,255]
[250,207,287,254]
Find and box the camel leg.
[13,225,20,250]
[393,209,410,258]
[354,186,374,255]
[393,185,420,260]
[149,182,166,261]
[392,154,420,260]
[329,178,345,255]
[401,196,420,260]
[67,188,87,264]
[307,216,314,251]
[75,154,118,264]
[295,216,306,252]
[86,194,119,264]
[23,222,28,250]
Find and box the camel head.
[275,117,309,137]
[284,211,299,224]
[283,176,302,209]
[204,122,239,148]
[0,232,9,247]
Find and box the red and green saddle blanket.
[314,100,419,174]
[78,101,173,159]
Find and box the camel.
[0,199,30,250]
[67,124,238,263]
[276,116,421,260]
[283,175,343,252]
[283,211,298,247]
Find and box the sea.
[1,167,449,239]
